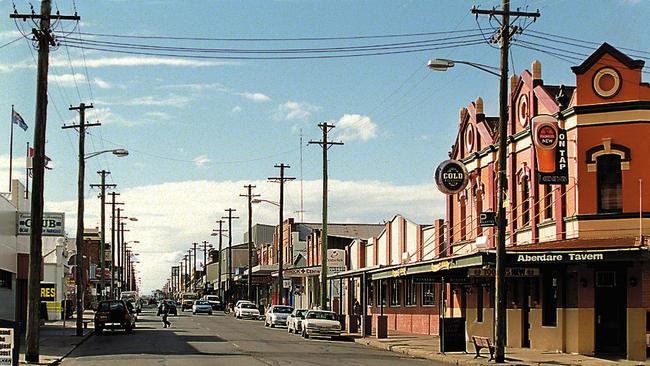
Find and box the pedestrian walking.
[353,299,361,329]
[162,303,172,328]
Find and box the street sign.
[282,279,291,289]
[16,212,65,236]
[327,249,346,274]
[479,211,497,227]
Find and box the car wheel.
[95,327,102,335]
[209,312,213,315]
[193,311,196,315]
[288,326,292,333]
[270,323,275,328]
[302,329,309,339]
[125,326,132,334]
[264,320,269,327]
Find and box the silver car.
[287,309,307,334]
[264,305,294,328]
[301,310,341,339]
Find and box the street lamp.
[72,148,127,336]
[251,198,280,207]
[428,57,507,360]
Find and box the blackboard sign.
[0,319,19,366]
[439,317,466,353]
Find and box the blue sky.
[0,0,648,292]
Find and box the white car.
[192,300,213,315]
[287,309,307,334]
[235,303,260,319]
[264,305,294,328]
[301,310,341,339]
[233,300,254,317]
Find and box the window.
[476,286,483,322]
[0,269,11,289]
[544,185,553,220]
[390,279,401,306]
[405,278,416,306]
[542,272,558,326]
[381,281,388,306]
[597,154,623,213]
[367,282,374,306]
[460,197,467,240]
[422,283,436,306]
[522,178,530,226]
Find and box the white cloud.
[232,106,242,113]
[273,101,321,121]
[49,56,236,69]
[335,114,378,142]
[143,111,171,120]
[193,155,211,167]
[93,77,111,89]
[43,179,444,293]
[49,73,87,88]
[160,83,227,92]
[236,92,271,103]
[101,95,191,108]
[0,30,22,41]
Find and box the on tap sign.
[17,212,65,236]
[532,115,568,185]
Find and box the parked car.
[203,295,222,310]
[233,300,254,316]
[287,309,307,334]
[301,310,341,339]
[192,300,213,315]
[235,302,260,319]
[180,292,199,311]
[94,300,136,334]
[157,299,178,316]
[264,305,294,328]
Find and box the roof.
[508,237,641,251]
[542,85,576,105]
[298,222,385,239]
[571,42,645,75]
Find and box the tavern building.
[332,43,650,361]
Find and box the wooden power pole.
[268,164,295,305]
[90,170,115,301]
[240,184,259,301]
[222,209,239,302]
[10,1,79,360]
[309,123,343,310]
[212,220,227,300]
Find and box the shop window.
[390,279,401,307]
[368,282,374,306]
[405,278,416,306]
[422,283,436,306]
[381,281,388,306]
[0,269,11,289]
[522,178,530,226]
[597,154,623,213]
[542,272,558,326]
[477,286,483,322]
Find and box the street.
[60,307,438,366]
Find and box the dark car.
[94,300,136,334]
[157,299,178,316]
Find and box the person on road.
[161,302,172,328]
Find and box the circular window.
[593,67,621,98]
[518,94,529,127]
[465,124,474,152]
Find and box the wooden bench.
[471,335,494,361]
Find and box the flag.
[27,147,53,170]
[12,109,28,131]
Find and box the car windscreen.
[273,306,293,313]
[195,301,209,305]
[241,303,257,309]
[98,301,125,311]
[206,296,219,301]
[306,311,336,320]
[295,310,305,317]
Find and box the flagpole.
[26,142,30,199]
[9,105,14,192]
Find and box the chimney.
[532,60,542,86]
[475,97,484,115]
[510,74,519,93]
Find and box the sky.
[0,0,649,293]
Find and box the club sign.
[434,159,469,195]
[532,115,568,185]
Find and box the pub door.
[594,268,626,355]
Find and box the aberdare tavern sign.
[513,252,608,263]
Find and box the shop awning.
[501,244,650,265]
[328,265,382,279]
[368,252,488,280]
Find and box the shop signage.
[0,327,14,366]
[434,160,469,195]
[439,317,466,352]
[479,211,497,227]
[532,115,568,185]
[513,252,606,263]
[413,275,470,284]
[468,267,540,277]
[327,249,346,274]
[391,268,406,277]
[284,267,321,277]
[40,283,56,302]
[282,279,292,289]
[17,212,65,236]
[431,260,451,272]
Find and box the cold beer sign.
[532,115,568,185]
[434,159,469,195]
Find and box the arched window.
[522,178,531,226]
[459,196,467,240]
[597,154,622,213]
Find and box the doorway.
[522,279,531,348]
[594,268,626,355]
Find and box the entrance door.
[522,280,531,348]
[595,268,626,355]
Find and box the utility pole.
[471,2,539,362]
[309,123,343,310]
[90,170,116,301]
[268,164,295,305]
[192,242,198,291]
[12,1,80,358]
[179,260,185,292]
[120,221,130,295]
[212,220,227,300]
[222,209,239,302]
[107,192,123,299]
[240,184,260,301]
[202,240,209,293]
[63,103,99,337]
[187,250,193,291]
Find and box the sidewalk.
[19,310,94,365]
[347,331,649,366]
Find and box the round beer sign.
[537,125,557,147]
[434,159,469,195]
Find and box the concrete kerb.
[49,330,94,366]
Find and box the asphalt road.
[59,306,440,366]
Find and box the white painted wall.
[349,239,359,270]
[390,220,400,265]
[377,235,387,265]
[365,241,374,267]
[422,226,437,261]
[406,221,418,263]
